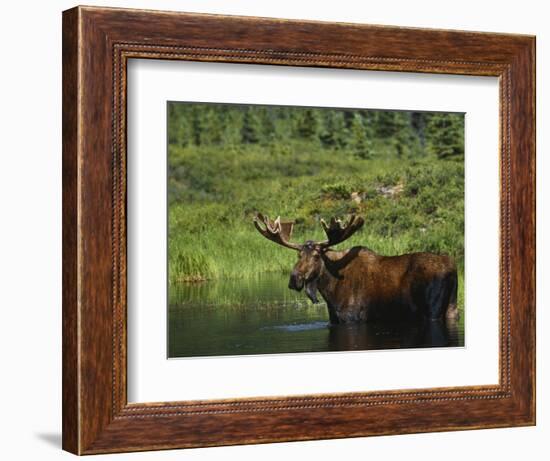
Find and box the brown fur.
[291,245,458,324]
[255,214,458,325]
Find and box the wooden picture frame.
[62,5,535,455]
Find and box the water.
[168,273,464,358]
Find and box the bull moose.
[253,213,459,324]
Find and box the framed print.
[62,5,535,455]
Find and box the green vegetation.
[168,103,464,313]
[169,273,312,308]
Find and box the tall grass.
[168,141,464,288]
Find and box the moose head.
[253,213,364,304]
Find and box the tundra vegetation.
[167,103,464,314]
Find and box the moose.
[253,213,459,324]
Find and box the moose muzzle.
[288,270,304,291]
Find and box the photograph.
[52,2,536,456]
[167,102,465,358]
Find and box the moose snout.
[288,271,304,291]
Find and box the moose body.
[254,214,458,325]
[296,245,458,324]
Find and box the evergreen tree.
[411,112,427,149]
[425,113,464,159]
[189,105,204,145]
[295,108,320,141]
[273,107,292,141]
[221,108,243,145]
[199,106,224,145]
[168,103,193,147]
[240,108,262,144]
[320,111,348,148]
[166,103,463,162]
[260,107,277,145]
[373,111,420,157]
[350,113,372,159]
[373,111,399,138]
[395,113,420,158]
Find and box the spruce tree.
[260,107,277,145]
[373,111,399,138]
[320,110,348,149]
[241,108,262,144]
[425,113,464,159]
[167,103,193,147]
[189,105,204,146]
[199,106,224,145]
[222,107,243,146]
[350,113,372,159]
[295,108,320,141]
[411,112,427,149]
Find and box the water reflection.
[327,318,460,351]
[168,273,464,358]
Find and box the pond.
[168,273,464,358]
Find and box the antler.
[319,215,364,248]
[253,213,302,251]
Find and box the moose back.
[254,214,459,324]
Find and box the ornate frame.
[62,6,535,454]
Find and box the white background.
[128,60,499,402]
[0,1,546,460]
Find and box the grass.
[168,141,464,286]
[168,136,465,315]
